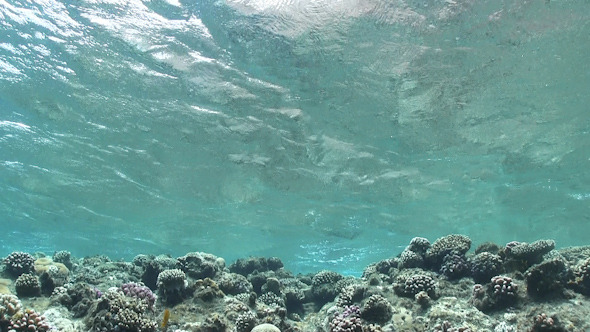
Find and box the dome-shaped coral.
[157,269,187,305]
[3,252,34,277]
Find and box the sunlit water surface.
[0,0,589,274]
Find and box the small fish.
[161,309,170,328]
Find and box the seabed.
[2,234,590,332]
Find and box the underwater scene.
[1,0,590,331]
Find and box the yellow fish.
[161,309,170,328]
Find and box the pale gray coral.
[440,253,470,280]
[235,311,257,332]
[415,290,432,307]
[531,313,562,331]
[260,277,281,296]
[361,294,392,323]
[282,278,307,310]
[177,252,224,279]
[337,285,355,308]
[50,282,99,318]
[229,257,284,276]
[116,307,158,331]
[259,292,285,308]
[193,278,224,301]
[154,255,179,270]
[234,292,256,306]
[504,240,555,267]
[3,251,35,276]
[87,288,157,332]
[399,250,424,269]
[396,274,437,298]
[218,272,253,295]
[224,297,251,321]
[335,277,358,293]
[470,252,503,284]
[364,324,384,332]
[157,269,187,305]
[362,259,397,279]
[525,259,569,298]
[425,235,471,267]
[336,284,365,308]
[38,262,68,295]
[52,250,73,269]
[407,237,431,254]
[570,258,590,295]
[251,323,281,332]
[157,269,186,289]
[312,271,344,303]
[313,270,344,286]
[15,273,41,297]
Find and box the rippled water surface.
[1,0,589,274]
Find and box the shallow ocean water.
[0,0,588,275]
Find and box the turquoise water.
[0,0,588,275]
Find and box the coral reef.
[50,282,100,318]
[35,258,69,295]
[425,234,471,267]
[229,257,284,276]
[360,294,392,323]
[440,253,470,280]
[0,294,22,323]
[395,273,437,298]
[193,277,224,301]
[34,257,69,277]
[235,310,257,332]
[52,251,73,269]
[399,249,424,269]
[432,320,472,332]
[3,252,35,277]
[530,313,566,332]
[504,240,555,267]
[251,323,281,332]
[470,275,518,312]
[470,252,503,284]
[329,305,363,332]
[177,252,225,279]
[120,282,156,309]
[86,288,157,332]
[569,257,590,295]
[312,270,344,304]
[2,235,590,332]
[491,275,518,298]
[9,308,52,331]
[156,269,188,305]
[14,273,41,297]
[337,284,365,308]
[525,259,569,298]
[218,272,253,295]
[407,237,431,254]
